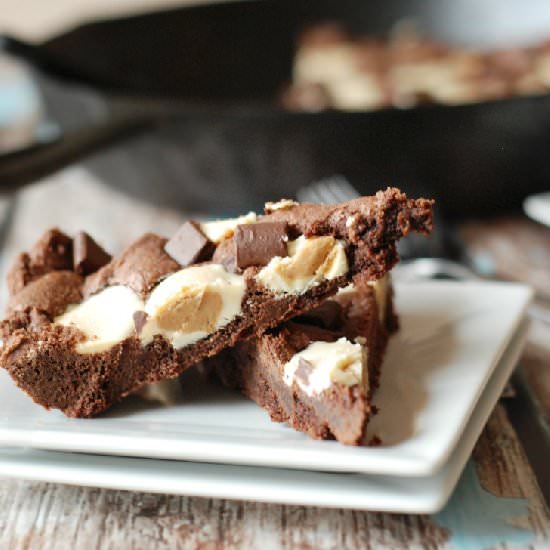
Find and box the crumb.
[368,435,383,446]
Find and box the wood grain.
[0,472,448,549]
[474,406,550,533]
[1,405,549,549]
[461,218,550,424]
[521,321,550,424]
[461,218,550,299]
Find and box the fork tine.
[297,181,334,204]
[296,185,324,204]
[328,179,360,202]
[296,176,360,205]
[315,182,340,204]
[326,182,349,203]
[314,177,351,204]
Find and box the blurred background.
[0,0,549,304]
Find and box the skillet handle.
[0,112,154,192]
[0,34,157,191]
[0,34,101,85]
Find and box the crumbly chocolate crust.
[203,279,397,445]
[6,229,73,296]
[83,234,181,299]
[1,188,430,417]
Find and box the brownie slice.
[202,277,396,445]
[0,188,432,417]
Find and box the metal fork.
[296,176,361,205]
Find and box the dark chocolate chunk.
[211,238,239,273]
[235,222,288,269]
[294,357,313,385]
[73,232,112,276]
[164,221,214,267]
[294,301,344,330]
[133,311,149,334]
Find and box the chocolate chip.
[235,222,288,269]
[133,311,149,334]
[295,358,313,385]
[294,301,343,330]
[164,221,214,267]
[211,238,239,273]
[73,232,112,276]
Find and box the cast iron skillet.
[2,0,550,218]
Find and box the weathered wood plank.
[521,320,550,424]
[1,404,549,549]
[0,480,448,549]
[461,218,550,425]
[474,406,550,543]
[461,218,550,299]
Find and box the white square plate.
[0,281,532,477]
[0,321,528,513]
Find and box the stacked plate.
[0,281,532,513]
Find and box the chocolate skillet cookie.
[1,187,433,417]
[202,275,396,445]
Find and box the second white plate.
[0,281,532,477]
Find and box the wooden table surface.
[0,168,549,550]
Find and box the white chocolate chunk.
[256,235,348,294]
[140,264,245,349]
[337,275,390,323]
[138,379,183,406]
[54,265,244,355]
[55,285,144,354]
[345,214,358,228]
[200,212,257,244]
[336,283,355,297]
[264,199,299,213]
[368,274,390,323]
[283,338,367,396]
